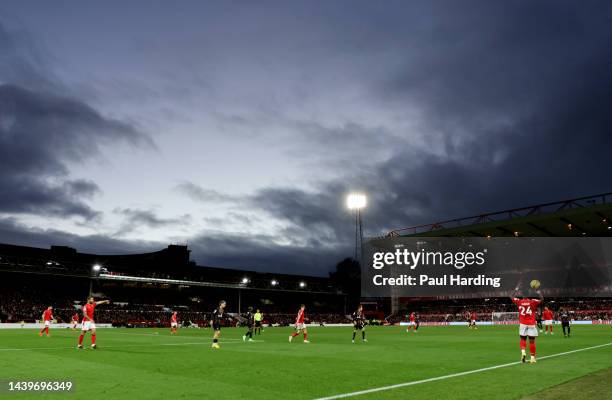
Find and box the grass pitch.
[0,325,610,399]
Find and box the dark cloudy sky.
[1,1,611,275]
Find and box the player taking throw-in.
[511,283,543,363]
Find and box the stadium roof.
[387,192,612,238]
[0,242,337,293]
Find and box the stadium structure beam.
[495,226,515,236]
[386,192,612,237]
[526,222,555,236]
[98,273,344,295]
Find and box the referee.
[254,309,263,335]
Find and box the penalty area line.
[313,342,612,400]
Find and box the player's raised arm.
[95,299,110,306]
[510,284,521,301]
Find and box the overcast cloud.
[0,1,611,275]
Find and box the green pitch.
[0,325,611,399]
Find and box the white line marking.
[313,342,612,400]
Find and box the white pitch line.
[313,342,612,400]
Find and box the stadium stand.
[387,192,612,238]
[379,192,612,318]
[2,193,611,327]
[0,243,348,326]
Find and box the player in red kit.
[468,311,478,329]
[78,297,110,349]
[71,313,79,330]
[406,312,416,332]
[39,306,53,337]
[170,311,178,334]
[511,288,543,363]
[289,304,309,343]
[542,307,554,335]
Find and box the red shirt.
[296,309,305,324]
[83,303,96,321]
[543,310,553,320]
[471,313,477,320]
[409,313,415,322]
[171,313,177,323]
[43,309,53,321]
[512,298,541,325]
[72,313,79,322]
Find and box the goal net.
[491,312,519,324]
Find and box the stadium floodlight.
[299,281,306,288]
[347,193,367,262]
[92,264,101,272]
[241,277,249,284]
[271,279,278,286]
[346,193,367,210]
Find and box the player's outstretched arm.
[510,285,521,300]
[511,272,527,300]
[95,299,110,305]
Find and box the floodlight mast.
[347,194,366,262]
[90,264,102,297]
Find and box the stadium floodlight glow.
[241,277,249,284]
[299,281,306,288]
[92,264,101,272]
[346,193,367,210]
[271,279,278,286]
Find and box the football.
[530,279,541,289]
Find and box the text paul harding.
[370,249,502,288]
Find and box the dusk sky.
[1,1,611,275]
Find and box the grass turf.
[520,367,612,400]
[0,325,610,399]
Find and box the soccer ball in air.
[530,279,541,289]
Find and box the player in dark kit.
[351,304,367,343]
[536,310,543,333]
[560,308,571,337]
[242,306,255,342]
[210,300,226,349]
